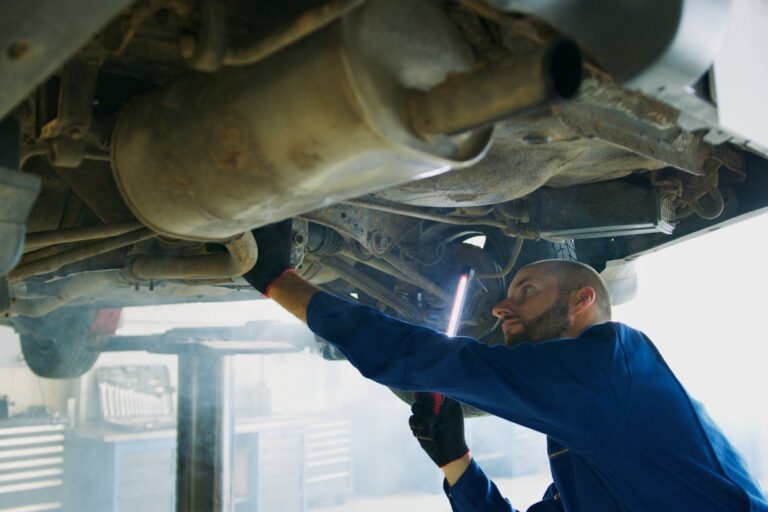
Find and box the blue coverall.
[306,291,768,511]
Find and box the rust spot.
[164,172,195,199]
[290,148,322,170]
[208,114,276,179]
[6,41,29,60]
[211,125,246,171]
[212,149,246,171]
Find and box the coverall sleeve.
[444,461,564,512]
[307,292,630,453]
[443,458,517,512]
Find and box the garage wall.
[0,326,76,416]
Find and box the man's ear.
[570,286,596,316]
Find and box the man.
[244,221,767,511]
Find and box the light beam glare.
[446,271,472,337]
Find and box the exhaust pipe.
[408,39,582,136]
[127,232,258,281]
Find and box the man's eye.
[521,286,533,297]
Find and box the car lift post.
[100,323,307,512]
[175,350,234,512]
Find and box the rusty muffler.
[111,0,581,242]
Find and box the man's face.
[491,265,572,346]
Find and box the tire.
[511,238,577,270]
[12,307,101,379]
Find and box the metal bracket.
[180,0,228,71]
[1,116,41,276]
[38,57,102,168]
[96,320,315,355]
[302,204,415,256]
[527,182,675,240]
[0,0,135,119]
[553,75,728,177]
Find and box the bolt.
[370,231,390,252]
[6,41,29,61]
[292,232,305,246]
[67,125,85,140]
[179,34,197,59]
[523,133,552,145]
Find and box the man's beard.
[504,294,571,346]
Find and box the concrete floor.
[311,472,552,512]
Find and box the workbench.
[0,417,67,512]
[66,416,352,512]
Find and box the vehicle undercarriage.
[1,0,767,381]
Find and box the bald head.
[493,258,612,345]
[521,260,612,322]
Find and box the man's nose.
[492,297,514,319]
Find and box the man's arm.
[445,460,563,512]
[303,287,629,452]
[443,454,472,486]
[268,271,318,323]
[245,222,629,452]
[267,269,554,512]
[445,460,564,512]
[262,270,627,452]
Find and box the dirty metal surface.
[303,204,416,256]
[22,160,76,233]
[375,74,732,207]
[408,39,581,136]
[0,0,136,119]
[54,160,135,222]
[111,0,491,241]
[478,0,729,95]
[0,116,40,276]
[553,78,721,177]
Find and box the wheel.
[11,307,102,378]
[511,238,577,269]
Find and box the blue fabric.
[307,291,768,511]
[443,459,517,511]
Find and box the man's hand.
[242,220,294,295]
[242,220,320,323]
[409,393,470,469]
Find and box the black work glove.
[409,392,469,468]
[242,220,294,295]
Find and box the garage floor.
[311,472,552,512]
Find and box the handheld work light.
[432,266,474,415]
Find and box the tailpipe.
[128,232,258,281]
[408,39,582,136]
